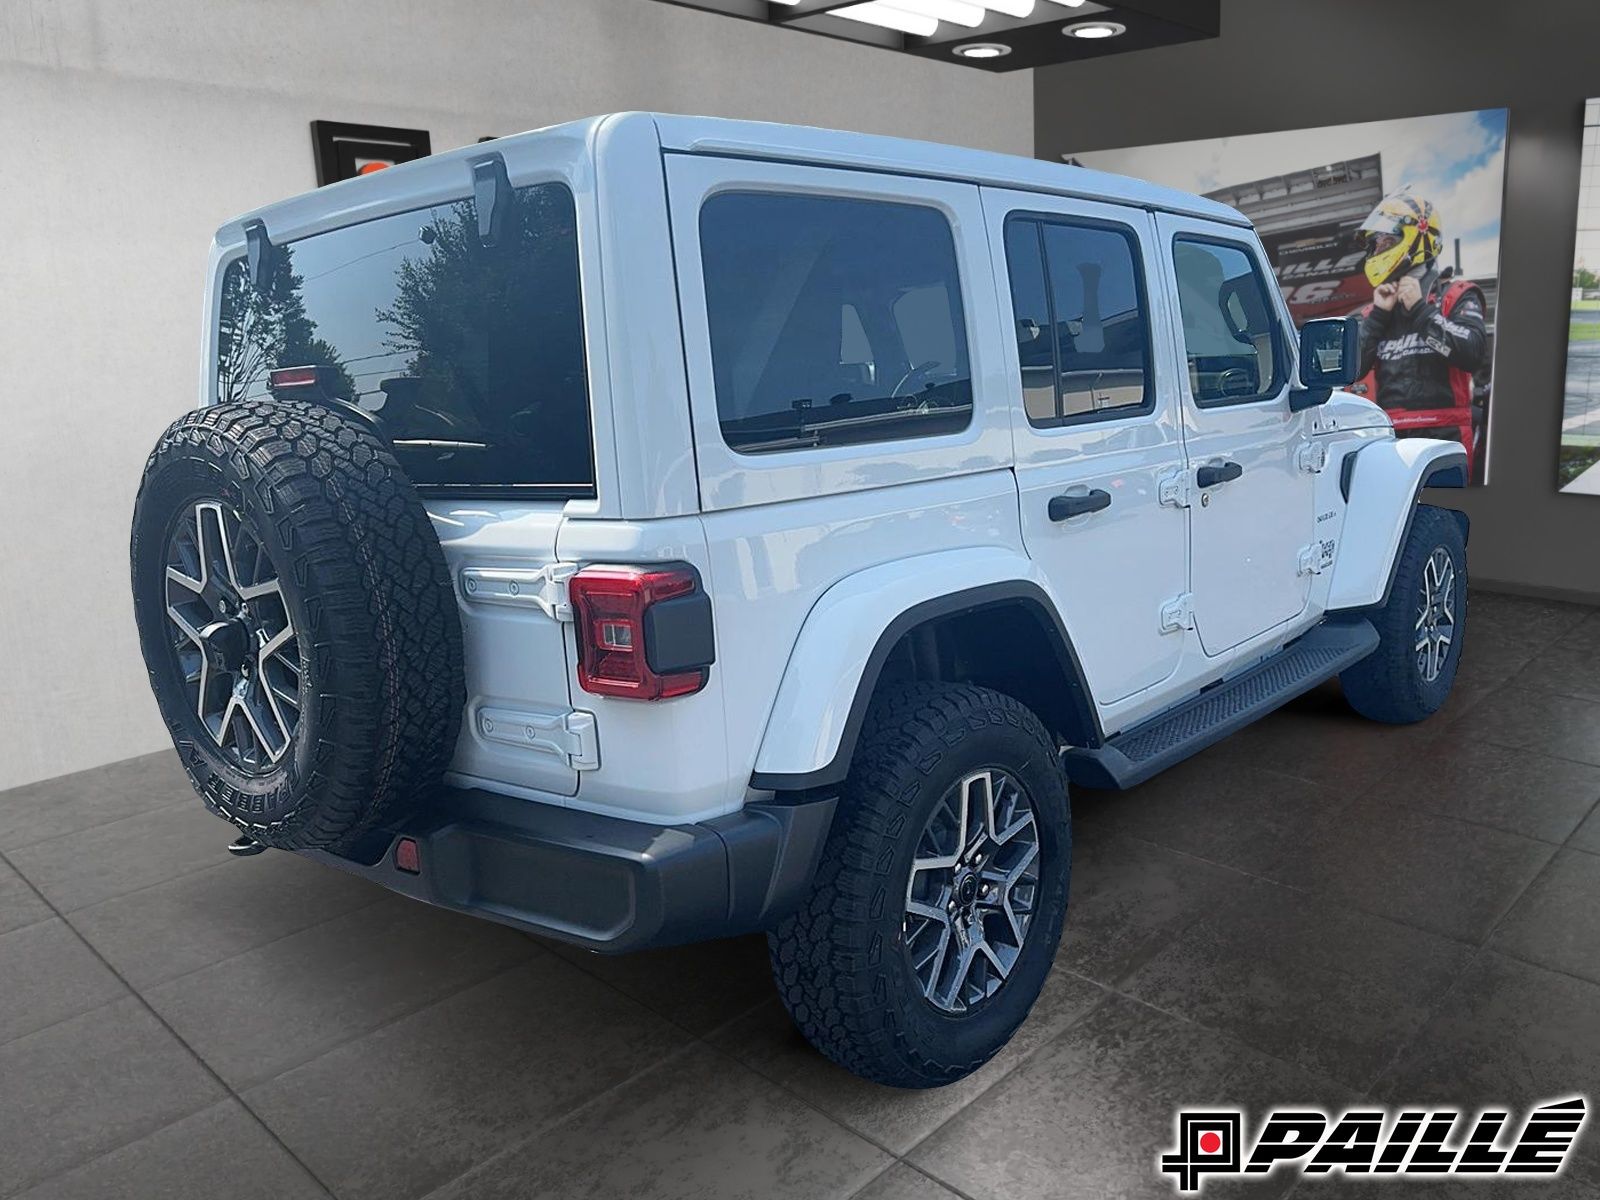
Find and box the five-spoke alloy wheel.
[904,768,1041,1013]
[163,501,301,771]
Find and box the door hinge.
[1159,593,1194,633]
[1296,441,1330,473]
[1158,469,1191,509]
[476,705,600,771]
[1298,540,1334,576]
[459,562,579,621]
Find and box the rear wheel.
[768,683,1070,1088]
[1340,504,1467,724]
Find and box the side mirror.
[1290,316,1361,411]
[1298,316,1361,389]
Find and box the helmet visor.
[1364,230,1411,287]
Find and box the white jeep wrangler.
[131,114,1469,1088]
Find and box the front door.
[1156,216,1317,655]
[984,190,1188,706]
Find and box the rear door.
[983,189,1189,705]
[212,175,596,795]
[1155,216,1316,654]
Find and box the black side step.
[1062,619,1380,790]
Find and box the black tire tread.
[1340,503,1466,725]
[768,682,1066,1088]
[131,399,464,850]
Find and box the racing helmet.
[1359,190,1443,287]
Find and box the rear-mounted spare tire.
[130,399,464,851]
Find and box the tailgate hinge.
[1158,469,1192,509]
[460,563,579,621]
[1159,593,1194,634]
[477,706,599,771]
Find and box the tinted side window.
[699,192,973,455]
[1003,216,1151,427]
[1172,238,1285,406]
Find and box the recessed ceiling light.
[1065,19,1125,38]
[953,42,1011,58]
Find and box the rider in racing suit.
[1356,191,1488,417]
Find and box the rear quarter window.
[216,182,594,496]
[697,191,973,455]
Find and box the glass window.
[215,183,593,495]
[1172,238,1285,405]
[699,192,973,454]
[1003,216,1151,427]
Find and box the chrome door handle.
[1196,461,1243,488]
[1048,489,1112,522]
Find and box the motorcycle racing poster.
[1562,98,1600,495]
[1068,108,1509,484]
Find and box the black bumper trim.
[299,786,835,954]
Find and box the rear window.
[698,191,973,455]
[216,182,593,496]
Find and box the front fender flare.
[1327,437,1468,612]
[748,548,1097,792]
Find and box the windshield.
[215,182,594,496]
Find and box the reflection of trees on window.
[373,187,589,480]
[216,250,356,405]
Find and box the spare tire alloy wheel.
[131,399,465,852]
[163,501,300,772]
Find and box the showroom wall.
[0,0,1031,790]
[1035,0,1600,605]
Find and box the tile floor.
[1,591,1597,1199]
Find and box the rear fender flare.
[748,548,1098,792]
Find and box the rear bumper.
[299,786,836,953]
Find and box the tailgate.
[431,502,589,798]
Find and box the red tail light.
[268,365,323,392]
[569,565,713,700]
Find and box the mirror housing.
[1290,316,1361,412]
[1298,316,1362,389]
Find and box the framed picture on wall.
[1561,99,1600,495]
[311,121,432,186]
[1069,109,1509,485]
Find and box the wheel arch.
[749,549,1100,792]
[1327,438,1469,613]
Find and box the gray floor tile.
[70,848,385,989]
[1508,611,1600,704]
[0,752,192,851]
[712,968,1107,1155]
[1365,735,1600,844]
[908,992,1353,1200]
[16,1099,326,1200]
[1487,850,1600,984]
[145,893,536,1089]
[426,1043,892,1200]
[1057,830,1256,987]
[1120,879,1473,1091]
[0,997,224,1196]
[0,855,53,936]
[544,932,774,1036]
[1450,687,1600,769]
[850,1163,964,1200]
[249,958,691,1200]
[1465,592,1594,650]
[8,802,229,913]
[1571,807,1600,855]
[1074,754,1345,878]
[1261,798,1556,943]
[0,919,126,1046]
[1375,952,1600,1123]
